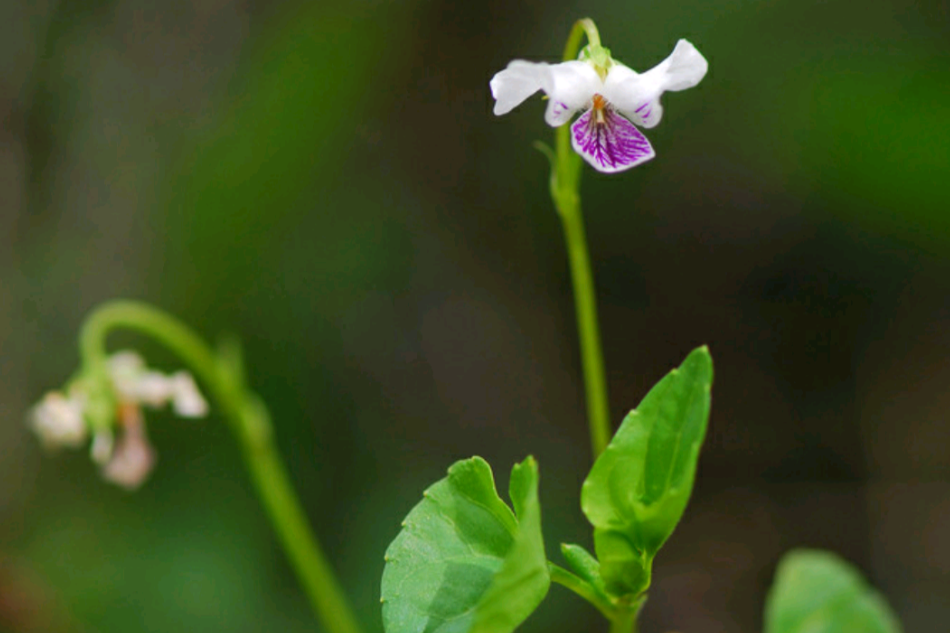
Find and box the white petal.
[169,372,209,418]
[102,406,156,490]
[30,391,88,449]
[107,350,179,407]
[602,40,708,129]
[490,61,548,116]
[600,64,664,127]
[108,350,145,375]
[134,371,174,407]
[542,61,601,127]
[655,39,709,92]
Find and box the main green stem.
[609,605,639,633]
[551,19,612,459]
[79,300,362,633]
[547,20,640,633]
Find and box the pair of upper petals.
[490,39,708,130]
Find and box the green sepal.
[765,549,903,633]
[578,44,613,71]
[381,456,550,633]
[580,347,713,596]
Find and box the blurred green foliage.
[765,550,902,633]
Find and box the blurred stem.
[78,300,363,633]
[551,19,612,460]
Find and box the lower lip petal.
[570,108,656,173]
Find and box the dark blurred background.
[2,0,948,631]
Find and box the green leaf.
[381,456,550,633]
[765,550,903,633]
[580,347,713,596]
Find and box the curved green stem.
[78,300,362,633]
[551,19,612,459]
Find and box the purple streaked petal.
[570,108,655,173]
[633,101,660,127]
[601,40,707,129]
[548,101,571,122]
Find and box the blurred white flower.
[490,39,708,173]
[29,350,209,489]
[29,391,88,449]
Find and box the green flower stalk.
[490,19,708,458]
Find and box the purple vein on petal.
[570,108,655,173]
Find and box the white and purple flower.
[490,39,708,173]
